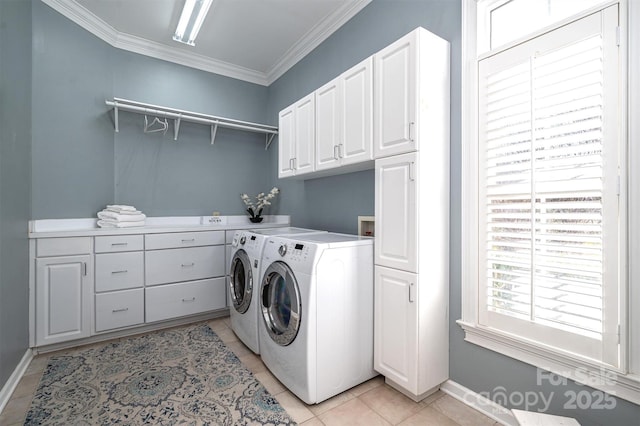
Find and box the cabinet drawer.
[37,237,92,257]
[95,288,144,332]
[95,235,144,253]
[145,231,224,250]
[95,252,144,292]
[145,245,225,286]
[145,278,226,322]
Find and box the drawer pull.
[181,238,195,243]
[111,270,128,274]
[112,307,129,313]
[182,297,196,303]
[111,242,128,246]
[181,262,195,268]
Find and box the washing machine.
[228,227,326,354]
[258,232,377,404]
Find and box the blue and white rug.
[24,323,295,425]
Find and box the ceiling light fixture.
[173,0,213,46]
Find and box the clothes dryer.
[228,227,326,354]
[258,232,376,404]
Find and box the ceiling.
[42,0,371,86]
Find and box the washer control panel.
[263,237,316,274]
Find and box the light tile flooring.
[0,317,501,425]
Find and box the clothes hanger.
[144,115,168,135]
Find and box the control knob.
[278,244,287,257]
[240,236,246,245]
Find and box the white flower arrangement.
[241,187,280,221]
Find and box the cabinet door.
[375,152,417,272]
[315,78,342,171]
[36,255,92,346]
[374,31,417,158]
[293,93,316,175]
[342,57,373,165]
[374,266,417,393]
[278,107,295,178]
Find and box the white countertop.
[29,215,290,238]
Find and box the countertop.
[28,215,291,238]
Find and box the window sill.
[457,320,640,406]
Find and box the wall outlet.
[201,216,227,225]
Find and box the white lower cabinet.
[145,278,226,322]
[32,229,234,348]
[95,288,144,332]
[374,265,449,400]
[35,255,92,346]
[374,266,418,392]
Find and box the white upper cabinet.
[315,78,342,171]
[316,57,373,172]
[278,93,316,178]
[374,28,450,158]
[278,107,296,178]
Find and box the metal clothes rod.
[105,97,278,149]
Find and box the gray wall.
[31,1,272,219]
[267,0,639,425]
[0,0,32,388]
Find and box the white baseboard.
[440,379,518,426]
[0,349,34,414]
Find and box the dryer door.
[260,261,301,346]
[229,249,253,314]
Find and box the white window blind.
[478,6,620,367]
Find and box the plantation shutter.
[477,6,620,367]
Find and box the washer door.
[229,249,252,314]
[260,261,301,346]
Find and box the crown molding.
[41,0,269,85]
[40,0,371,87]
[115,32,268,85]
[265,0,371,85]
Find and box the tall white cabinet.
[373,28,450,401]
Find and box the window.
[483,0,606,50]
[461,0,640,405]
[478,6,621,367]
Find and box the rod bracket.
[174,114,182,141]
[210,122,219,145]
[265,133,276,150]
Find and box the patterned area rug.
[24,323,295,425]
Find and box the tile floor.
[0,317,501,425]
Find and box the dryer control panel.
[231,232,261,252]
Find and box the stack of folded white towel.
[97,205,146,228]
